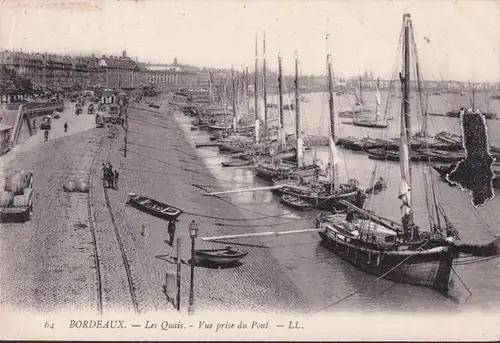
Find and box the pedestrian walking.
[102,163,109,187]
[44,130,49,142]
[114,169,119,190]
[64,121,68,133]
[108,169,114,189]
[32,119,36,130]
[167,220,177,247]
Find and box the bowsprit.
[69,320,127,329]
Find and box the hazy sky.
[1,0,499,82]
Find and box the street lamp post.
[188,220,199,314]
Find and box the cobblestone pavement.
[0,123,101,313]
[103,102,311,314]
[88,136,138,315]
[0,99,312,316]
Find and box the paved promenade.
[102,101,311,314]
[0,104,100,313]
[0,99,312,316]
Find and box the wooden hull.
[338,109,371,117]
[273,185,364,211]
[366,149,464,163]
[280,194,313,211]
[255,165,317,183]
[195,249,248,265]
[319,228,455,293]
[221,160,252,167]
[352,120,388,128]
[219,144,246,154]
[127,194,183,221]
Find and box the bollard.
[141,222,150,237]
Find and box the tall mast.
[263,32,268,137]
[327,54,339,191]
[232,68,237,130]
[375,77,381,120]
[236,70,240,105]
[399,13,414,234]
[222,76,228,129]
[244,66,250,116]
[254,33,260,143]
[359,75,363,105]
[278,53,285,151]
[295,52,303,168]
[208,69,213,102]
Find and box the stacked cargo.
[0,170,34,222]
[63,177,89,193]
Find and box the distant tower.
[173,57,178,66]
[122,50,127,58]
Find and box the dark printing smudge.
[447,109,495,207]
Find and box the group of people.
[102,162,119,189]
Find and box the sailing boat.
[271,52,367,212]
[338,76,372,117]
[352,78,389,128]
[220,33,288,156]
[447,86,497,120]
[317,13,500,294]
[254,52,318,183]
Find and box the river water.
[175,91,500,313]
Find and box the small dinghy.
[149,103,160,109]
[127,193,183,221]
[195,247,248,265]
[221,160,253,167]
[280,194,313,211]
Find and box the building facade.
[144,58,200,90]
[0,49,141,91]
[98,51,140,89]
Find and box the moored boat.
[317,14,500,295]
[127,193,183,221]
[221,159,253,167]
[352,78,389,129]
[280,193,313,211]
[194,247,248,265]
[352,119,388,129]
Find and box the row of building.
[0,49,237,92]
[1,49,499,94]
